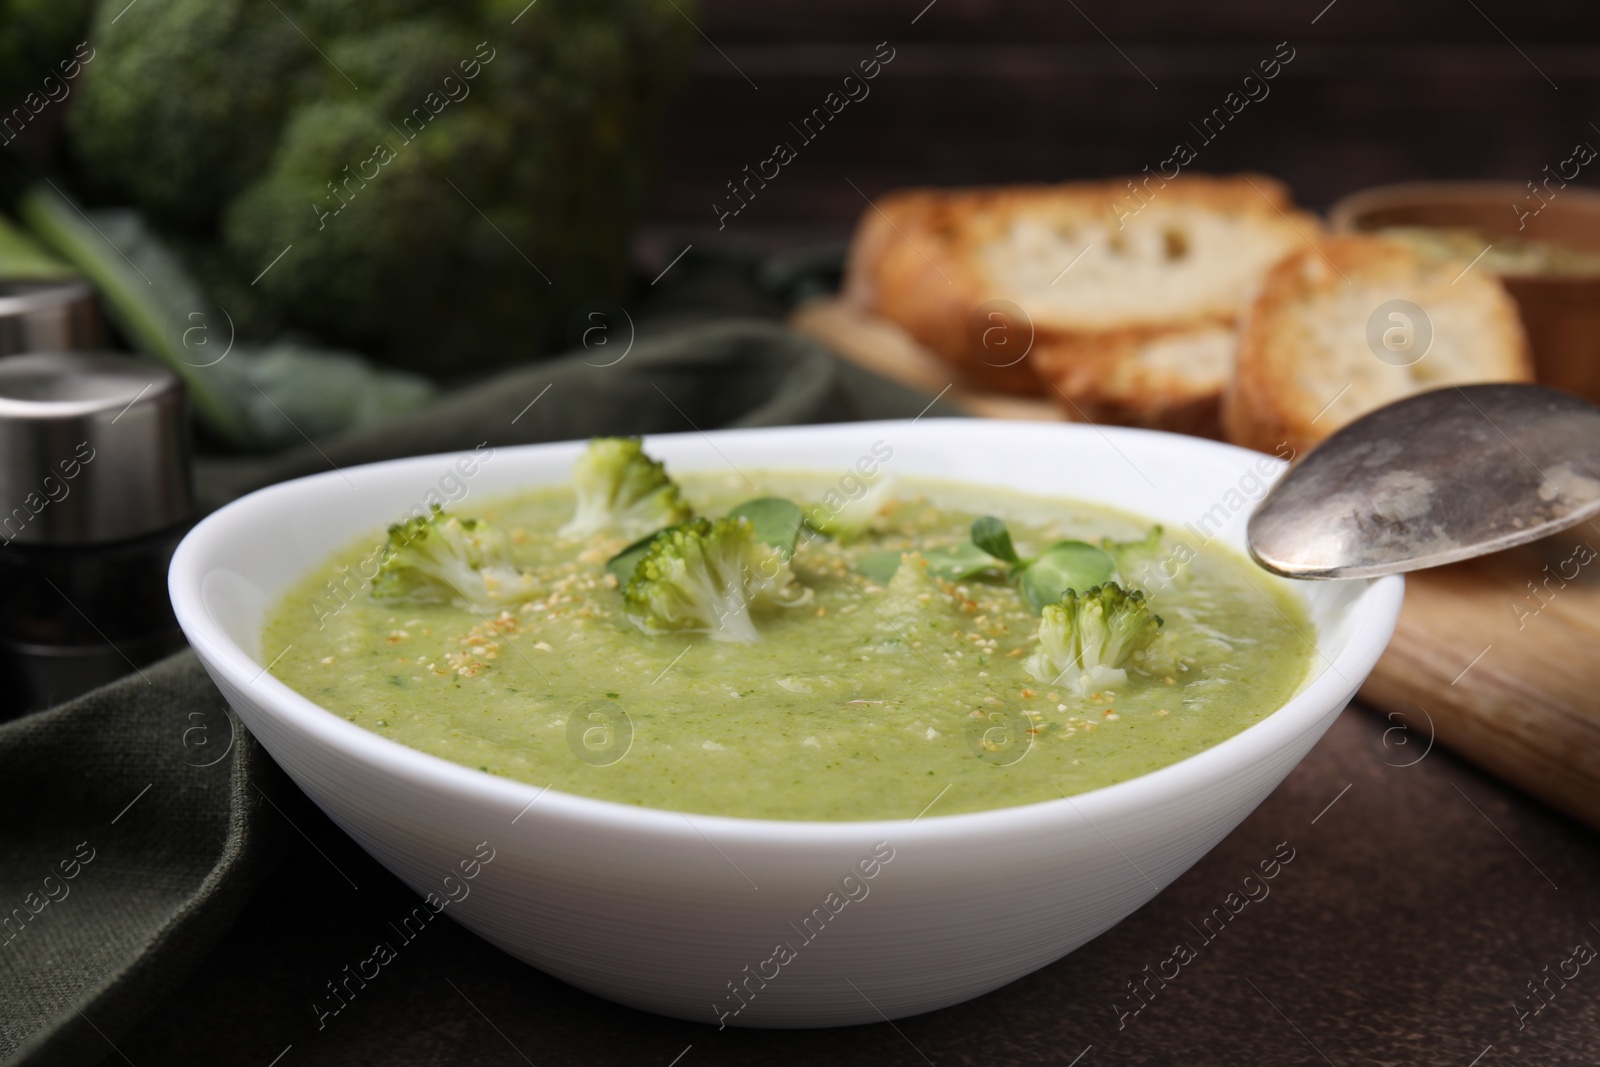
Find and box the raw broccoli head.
[371,504,536,610]
[623,517,811,642]
[1024,582,1163,694]
[66,0,694,372]
[0,0,95,148]
[561,437,692,539]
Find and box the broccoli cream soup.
[264,457,1312,821]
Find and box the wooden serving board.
[790,296,1600,831]
[789,298,1066,422]
[1358,537,1600,829]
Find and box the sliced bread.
[841,173,1320,425]
[1222,235,1534,455]
[1037,325,1237,438]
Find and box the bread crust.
[842,174,1318,415]
[1222,235,1534,455]
[1036,325,1236,438]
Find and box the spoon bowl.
[1248,383,1600,580]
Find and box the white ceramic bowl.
[169,419,1403,1028]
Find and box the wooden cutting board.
[790,296,1600,830]
[1358,537,1600,829]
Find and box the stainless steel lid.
[0,281,99,358]
[0,352,191,546]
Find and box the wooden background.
[638,0,1600,254]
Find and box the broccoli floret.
[1103,526,1167,587]
[804,477,895,542]
[1024,582,1163,694]
[371,505,536,610]
[623,517,811,641]
[875,552,939,623]
[561,437,692,539]
[869,552,961,654]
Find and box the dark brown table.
[104,705,1600,1066]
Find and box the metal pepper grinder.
[0,352,193,718]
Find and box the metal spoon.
[1248,383,1600,580]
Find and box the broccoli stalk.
[561,437,692,539]
[1024,582,1163,694]
[623,517,811,641]
[371,506,536,610]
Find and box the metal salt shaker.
[0,352,192,716]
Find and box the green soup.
[263,472,1312,821]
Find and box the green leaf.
[1017,540,1115,613]
[922,543,1005,581]
[605,529,669,586]
[728,497,804,558]
[970,515,1022,565]
[857,550,904,583]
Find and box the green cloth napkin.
[0,315,953,1067]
